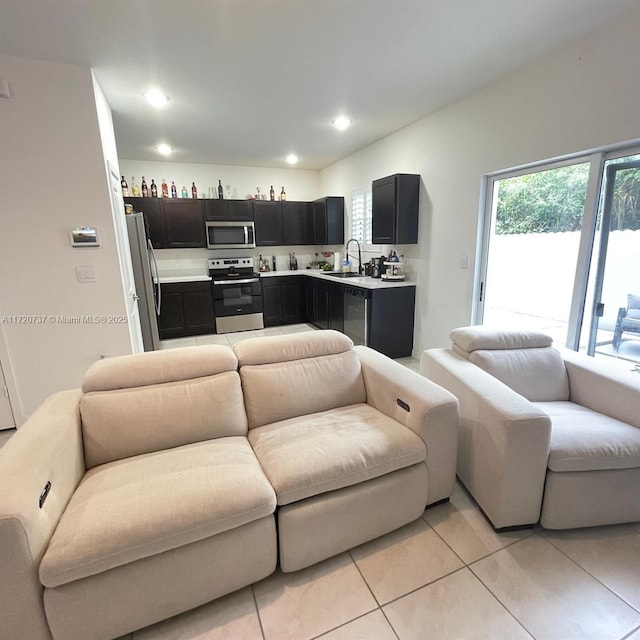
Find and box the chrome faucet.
[345,238,363,274]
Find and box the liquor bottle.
[121,176,129,197]
[181,186,189,198]
[218,179,224,199]
[150,179,158,197]
[141,177,148,197]
[280,186,286,202]
[131,177,140,197]
[171,181,177,198]
[270,185,275,201]
[192,182,197,199]
[161,179,169,198]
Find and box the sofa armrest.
[355,346,459,505]
[0,389,84,640]
[562,349,640,429]
[421,348,551,529]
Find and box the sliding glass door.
[476,145,640,368]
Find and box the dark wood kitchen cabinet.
[371,174,420,244]
[306,278,343,330]
[254,201,283,246]
[282,201,314,245]
[262,276,305,326]
[158,281,215,339]
[124,197,166,248]
[368,285,415,358]
[204,199,254,221]
[312,197,344,245]
[163,199,206,248]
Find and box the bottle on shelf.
[171,181,177,198]
[161,179,169,198]
[181,186,189,198]
[280,186,286,202]
[191,182,197,199]
[150,179,158,197]
[121,176,129,197]
[272,255,276,271]
[256,187,261,200]
[218,179,224,199]
[141,177,148,197]
[131,177,140,197]
[270,185,275,201]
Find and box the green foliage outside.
[495,161,640,234]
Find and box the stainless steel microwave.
[205,221,256,249]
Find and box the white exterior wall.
[320,8,640,355]
[0,55,132,422]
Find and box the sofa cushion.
[469,347,569,402]
[248,403,426,505]
[451,326,552,355]
[236,331,366,429]
[39,437,276,588]
[81,370,248,469]
[534,401,640,472]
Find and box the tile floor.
[4,326,639,639]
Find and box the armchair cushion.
[39,437,276,588]
[469,347,569,402]
[536,401,640,472]
[248,404,426,506]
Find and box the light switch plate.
[459,254,469,269]
[76,266,96,283]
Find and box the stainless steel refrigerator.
[126,212,161,351]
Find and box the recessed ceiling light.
[156,143,172,156]
[286,154,299,165]
[144,88,169,108]
[332,115,352,131]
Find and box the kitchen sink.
[324,272,362,278]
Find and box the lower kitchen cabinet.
[158,282,215,339]
[262,276,305,327]
[306,278,343,331]
[368,286,416,358]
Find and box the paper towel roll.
[333,252,341,271]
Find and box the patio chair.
[613,294,640,351]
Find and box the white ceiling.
[1,0,637,170]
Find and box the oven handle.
[213,278,260,285]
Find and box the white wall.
[0,55,132,422]
[320,8,640,355]
[119,159,321,202]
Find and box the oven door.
[206,221,255,249]
[212,278,262,317]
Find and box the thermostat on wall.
[70,227,100,247]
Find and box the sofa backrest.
[450,326,569,402]
[80,345,248,468]
[234,330,367,429]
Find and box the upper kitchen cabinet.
[254,201,283,246]
[313,197,344,245]
[163,199,206,248]
[204,199,254,221]
[124,197,165,248]
[282,201,313,245]
[371,174,420,244]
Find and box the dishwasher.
[343,286,369,346]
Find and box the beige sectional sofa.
[0,330,458,640]
[421,326,640,531]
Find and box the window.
[351,186,377,250]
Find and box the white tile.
[394,357,420,372]
[316,610,397,640]
[132,588,262,640]
[252,327,287,337]
[225,331,259,345]
[351,518,463,604]
[383,568,530,640]
[194,334,232,345]
[279,324,318,334]
[423,481,532,564]
[543,522,640,610]
[471,536,640,640]
[158,337,197,349]
[253,553,376,640]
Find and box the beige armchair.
[421,326,640,530]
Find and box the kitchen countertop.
[259,269,415,289]
[156,273,212,284]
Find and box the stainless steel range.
[208,257,263,334]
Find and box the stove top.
[208,257,259,281]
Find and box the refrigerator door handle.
[148,239,162,315]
